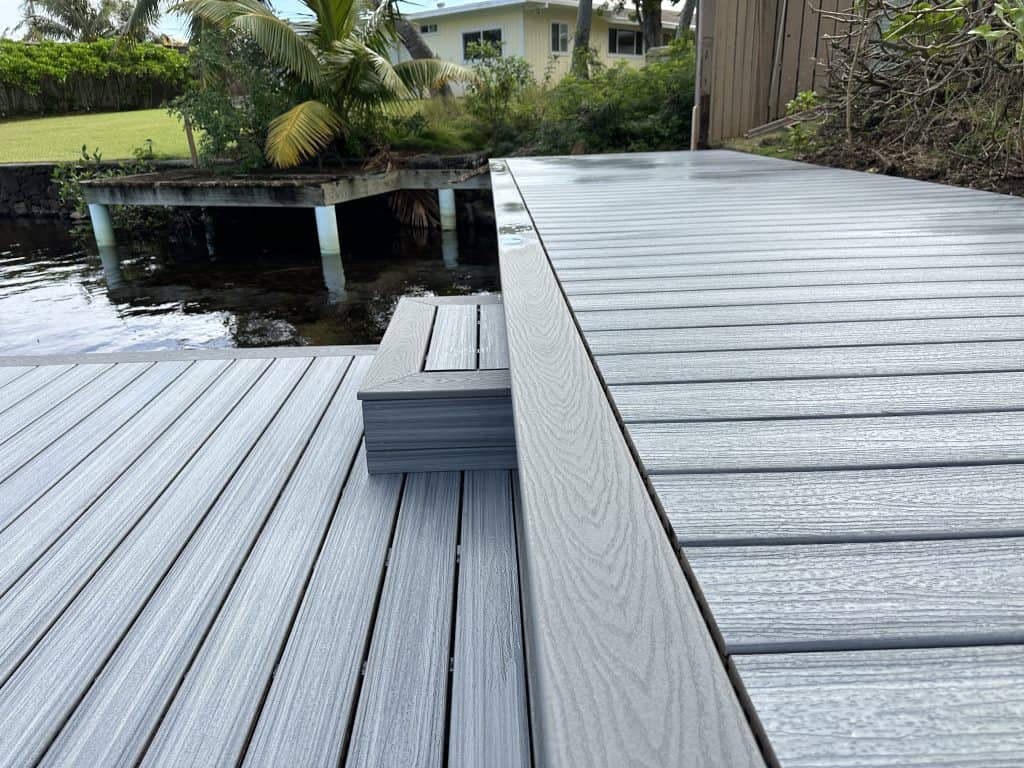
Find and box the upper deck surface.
[502,150,1024,767]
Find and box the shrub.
[169,27,295,171]
[463,41,537,152]
[0,39,188,117]
[533,37,696,154]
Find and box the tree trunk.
[571,0,593,78]
[394,16,453,97]
[677,0,696,38]
[638,0,662,52]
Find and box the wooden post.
[314,206,341,256]
[438,188,457,231]
[87,203,116,249]
[696,0,715,148]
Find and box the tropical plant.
[19,0,146,41]
[173,0,469,167]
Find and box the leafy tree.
[19,0,148,41]
[173,0,468,167]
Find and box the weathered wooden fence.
[696,0,848,145]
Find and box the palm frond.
[121,0,161,41]
[265,99,347,167]
[393,58,471,94]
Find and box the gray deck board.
[587,317,1024,356]
[346,471,461,768]
[0,358,319,764]
[570,279,1024,312]
[595,341,1024,385]
[360,298,433,390]
[242,446,403,768]
[0,359,231,595]
[576,295,1024,330]
[0,363,74,415]
[0,362,113,444]
[687,538,1024,653]
[493,160,763,767]
[449,471,531,768]
[0,361,176,522]
[141,357,366,767]
[657,465,1024,545]
[479,302,510,369]
[735,646,1024,768]
[564,265,1024,294]
[0,365,32,391]
[631,412,1024,473]
[425,303,477,370]
[611,371,1024,422]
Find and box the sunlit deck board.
[0,347,530,767]
[503,150,1024,766]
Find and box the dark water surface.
[0,205,499,355]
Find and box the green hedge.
[0,39,189,117]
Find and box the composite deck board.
[0,360,277,692]
[0,359,231,595]
[360,298,433,390]
[686,538,1024,652]
[595,341,1024,384]
[735,646,1024,768]
[0,362,113,444]
[610,371,1024,422]
[587,317,1024,356]
[657,465,1024,546]
[630,412,1024,473]
[0,361,154,482]
[557,254,1024,280]
[479,302,510,369]
[493,160,763,767]
[141,357,367,767]
[0,365,33,391]
[563,266,1024,294]
[242,446,403,768]
[576,296,1024,330]
[346,471,461,768]
[0,361,177,522]
[425,304,477,370]
[449,471,531,768]
[0,358,321,764]
[0,363,74,415]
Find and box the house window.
[608,27,643,55]
[420,23,438,34]
[462,28,503,59]
[551,22,569,53]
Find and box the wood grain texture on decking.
[735,645,1024,768]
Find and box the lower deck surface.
[505,150,1024,766]
[0,351,529,767]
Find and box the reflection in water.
[0,204,498,355]
[441,230,459,268]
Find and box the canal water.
[0,203,499,355]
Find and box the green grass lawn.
[0,109,192,163]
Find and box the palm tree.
[19,0,139,41]
[174,0,468,167]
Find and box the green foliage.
[783,89,818,154]
[384,98,486,153]
[0,39,188,116]
[971,1,1024,61]
[169,26,294,170]
[884,1,967,46]
[532,36,695,154]
[463,42,536,151]
[175,0,469,167]
[52,141,169,230]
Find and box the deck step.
[358,295,515,473]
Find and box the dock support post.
[321,251,348,304]
[314,205,341,256]
[441,230,459,268]
[98,245,124,289]
[438,188,456,231]
[87,203,116,249]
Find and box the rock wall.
[0,163,65,218]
